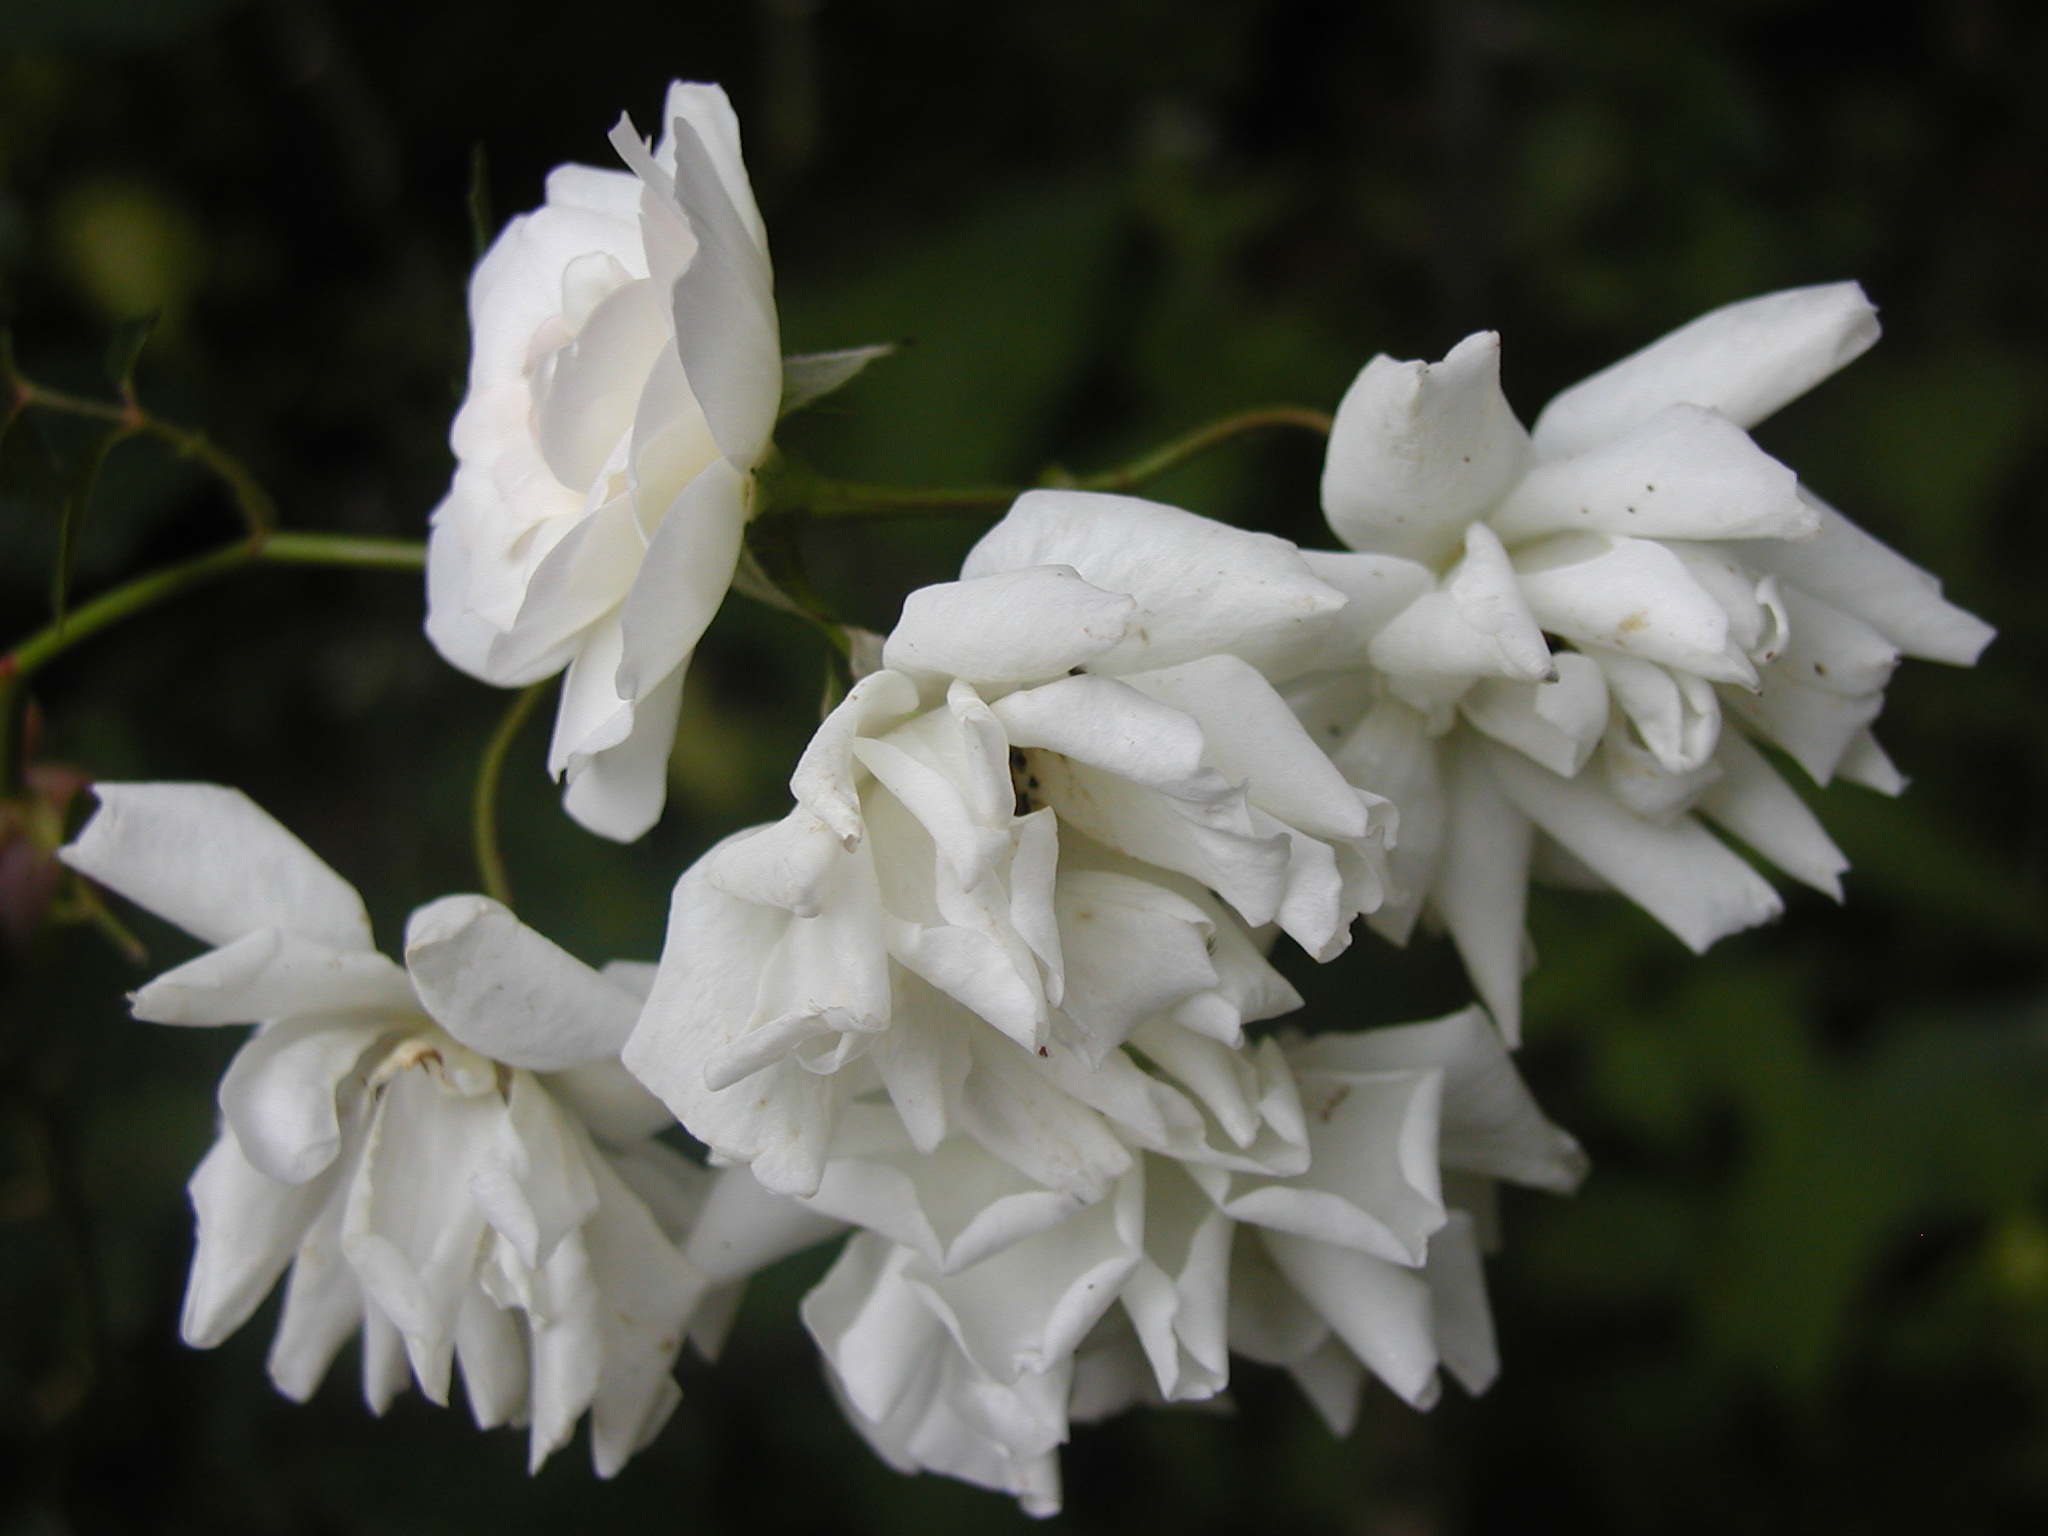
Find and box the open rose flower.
[59,783,826,1474]
[426,81,780,842]
[1284,283,1993,1037]
[801,1005,1583,1514]
[625,491,1391,1198]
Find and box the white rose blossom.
[1284,283,1994,1038]
[624,490,1395,1199]
[426,82,788,843]
[58,783,836,1474]
[801,1006,1584,1515]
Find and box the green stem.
[472,680,550,908]
[15,382,277,539]
[1064,405,1334,493]
[0,532,425,793]
[782,403,1331,521]
[792,481,1020,520]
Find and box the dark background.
[2,0,2046,1530]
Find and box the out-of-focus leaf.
[102,311,156,399]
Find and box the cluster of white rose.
[59,83,1989,1514]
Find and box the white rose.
[625,493,1395,1198]
[427,81,780,842]
[1295,284,1994,1037]
[59,782,830,1474]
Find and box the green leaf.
[779,343,898,418]
[103,311,158,398]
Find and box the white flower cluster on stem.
[60,784,838,1476]
[64,77,1993,1517]
[1295,283,1993,1038]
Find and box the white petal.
[524,1232,603,1468]
[266,1170,360,1400]
[1220,1069,1446,1265]
[1493,404,1815,544]
[954,1027,1132,1202]
[61,782,372,951]
[803,1232,949,1426]
[219,1014,391,1185]
[1287,1338,1366,1435]
[530,275,669,491]
[1484,740,1781,952]
[1697,729,1848,899]
[1427,738,1533,1044]
[1287,1006,1589,1192]
[1263,549,1437,679]
[1731,491,1993,665]
[789,669,922,847]
[804,1109,1082,1274]
[1771,584,1900,699]
[1337,698,1445,947]
[542,1057,677,1145]
[470,1072,603,1270]
[1459,651,1609,779]
[180,1128,332,1348]
[131,929,414,1026]
[1514,533,1749,681]
[992,673,1207,788]
[1835,729,1906,796]
[1724,667,1883,785]
[624,855,839,1196]
[908,1172,1141,1383]
[1530,282,1881,459]
[1120,654,1372,840]
[1425,1211,1497,1395]
[601,1137,710,1240]
[1260,1229,1439,1408]
[454,1286,529,1429]
[341,1067,500,1400]
[1054,870,1219,1062]
[683,1163,848,1283]
[478,496,642,684]
[883,566,1134,684]
[961,490,1345,675]
[1226,1222,1330,1365]
[851,736,1010,892]
[559,662,687,842]
[1121,1154,1233,1401]
[361,1303,412,1414]
[612,455,749,702]
[1369,524,1552,682]
[1322,332,1532,566]
[1026,754,1289,929]
[656,82,767,255]
[404,895,643,1070]
[1597,718,1724,822]
[581,1150,709,1476]
[708,808,845,917]
[1592,651,1721,774]
[655,115,780,469]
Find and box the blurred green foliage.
[1,0,2046,1531]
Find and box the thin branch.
[775,404,1333,523]
[1064,405,1335,493]
[14,380,277,539]
[0,533,425,792]
[472,680,550,908]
